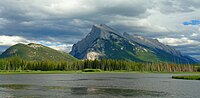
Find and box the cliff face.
[70,24,198,64]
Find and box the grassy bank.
[172,75,200,80]
[0,70,200,74]
[0,70,83,74]
[0,70,141,74]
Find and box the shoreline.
[172,75,200,80]
[0,70,200,74]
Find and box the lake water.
[0,73,199,98]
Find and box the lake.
[0,73,199,98]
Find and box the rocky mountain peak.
[92,24,119,34]
[70,24,123,58]
[70,24,198,63]
[123,32,182,57]
[88,24,121,39]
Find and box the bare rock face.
[123,32,182,57]
[85,52,102,60]
[28,43,44,49]
[70,24,198,64]
[70,24,121,59]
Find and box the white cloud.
[35,40,73,52]
[0,35,71,52]
[191,33,198,37]
[0,0,95,19]
[0,35,28,46]
[157,37,200,46]
[1,0,198,34]
[108,18,169,32]
[43,0,95,16]
[49,44,73,53]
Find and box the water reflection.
[57,77,138,82]
[0,74,199,97]
[0,84,30,90]
[57,78,109,81]
[70,87,168,97]
[0,84,168,97]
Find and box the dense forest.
[0,56,199,72]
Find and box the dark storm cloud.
[157,0,200,14]
[158,1,193,14]
[0,0,153,43]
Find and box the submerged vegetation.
[0,56,198,72]
[172,75,200,80]
[82,69,102,72]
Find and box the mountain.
[0,43,77,61]
[70,24,198,64]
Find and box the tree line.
[0,56,198,72]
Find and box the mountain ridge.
[0,43,77,61]
[70,24,198,64]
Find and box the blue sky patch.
[183,20,200,25]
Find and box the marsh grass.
[82,69,102,72]
[0,70,200,74]
[0,70,82,74]
[172,75,200,80]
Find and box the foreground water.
[0,73,199,98]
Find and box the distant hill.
[70,24,198,64]
[0,43,77,61]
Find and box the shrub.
[82,69,102,72]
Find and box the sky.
[0,0,200,60]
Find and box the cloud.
[157,37,200,46]
[0,35,72,52]
[183,20,200,25]
[0,35,28,46]
[36,40,73,52]
[0,18,10,28]
[191,33,198,37]
[0,0,198,36]
[156,0,195,14]
[0,0,200,59]
[48,44,73,53]
[20,21,36,26]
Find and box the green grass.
[0,43,77,61]
[0,70,200,75]
[0,70,82,74]
[172,75,200,80]
[82,69,102,72]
